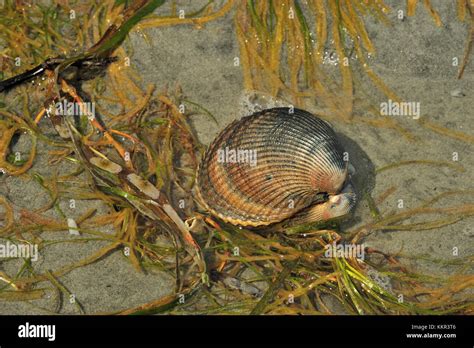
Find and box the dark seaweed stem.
[0,57,118,93]
[0,60,51,93]
[0,0,165,93]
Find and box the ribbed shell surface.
[196,107,347,226]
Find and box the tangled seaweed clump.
[0,0,472,315]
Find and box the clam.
[196,107,356,227]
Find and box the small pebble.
[450,89,465,98]
[67,218,80,235]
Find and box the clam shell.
[196,107,348,227]
[89,156,123,174]
[127,173,160,200]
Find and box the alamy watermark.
[18,322,55,341]
[0,241,38,261]
[51,100,95,119]
[380,99,420,119]
[324,242,366,260]
[217,147,257,167]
